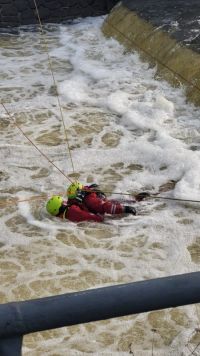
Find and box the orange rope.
[0,190,67,208]
[1,184,200,208]
[1,102,73,183]
[0,195,47,208]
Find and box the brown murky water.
[1,17,200,355]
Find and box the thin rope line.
[151,196,200,204]
[188,340,200,356]
[1,184,200,208]
[33,0,76,175]
[0,195,48,207]
[0,192,133,208]
[1,102,73,183]
[104,17,200,94]
[0,190,67,207]
[101,191,200,204]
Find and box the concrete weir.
[102,0,200,106]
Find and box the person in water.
[46,182,150,223]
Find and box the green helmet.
[46,195,63,216]
[67,182,83,199]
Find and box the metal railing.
[1,272,200,355]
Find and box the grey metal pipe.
[0,272,200,339]
[0,336,22,356]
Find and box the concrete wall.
[0,0,118,27]
[102,1,200,106]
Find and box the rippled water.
[1,16,200,355]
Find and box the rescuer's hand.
[135,192,150,202]
[88,184,99,189]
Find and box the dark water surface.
[123,0,200,52]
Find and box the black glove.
[96,191,106,199]
[88,184,99,189]
[88,184,106,199]
[124,206,136,215]
[135,192,150,202]
[75,190,86,203]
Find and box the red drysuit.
[57,185,148,223]
[65,204,103,223]
[83,192,124,215]
[59,186,126,223]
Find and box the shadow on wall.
[102,1,200,106]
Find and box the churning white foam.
[1,15,200,355]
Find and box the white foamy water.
[1,16,200,355]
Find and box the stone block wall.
[0,0,118,27]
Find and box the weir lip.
[102,1,200,106]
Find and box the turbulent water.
[1,16,200,355]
